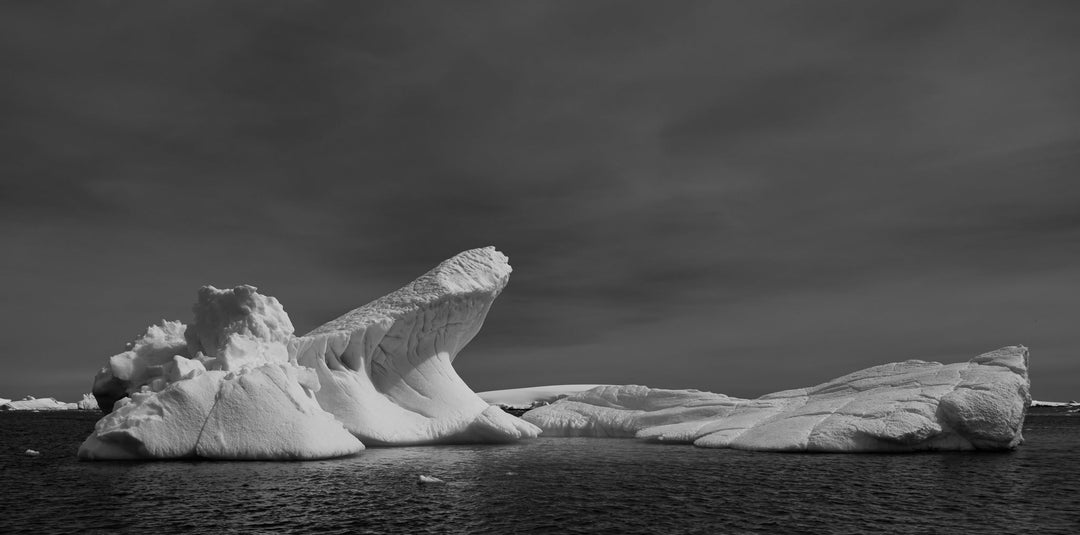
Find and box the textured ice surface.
[79,364,362,460]
[291,247,540,445]
[524,346,1031,452]
[80,286,361,460]
[80,247,536,459]
[478,385,606,409]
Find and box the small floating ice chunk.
[25,449,40,457]
[418,475,445,484]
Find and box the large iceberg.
[523,346,1031,452]
[80,247,537,460]
[79,244,1031,458]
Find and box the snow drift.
[524,346,1031,452]
[80,247,536,460]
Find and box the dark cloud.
[2,1,1079,401]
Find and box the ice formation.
[80,247,537,460]
[478,385,606,409]
[76,393,99,411]
[81,285,362,460]
[290,247,540,445]
[1031,400,1079,407]
[1,396,77,411]
[524,346,1031,452]
[0,394,97,411]
[79,244,1033,457]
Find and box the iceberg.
[290,247,540,445]
[80,247,536,460]
[80,285,362,460]
[1031,400,1078,408]
[1,396,77,411]
[76,393,99,411]
[523,346,1031,452]
[78,244,1032,457]
[478,385,607,409]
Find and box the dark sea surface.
[2,410,1078,534]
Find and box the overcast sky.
[2,1,1078,402]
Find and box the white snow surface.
[477,385,607,409]
[523,346,1031,452]
[81,247,536,460]
[291,247,540,445]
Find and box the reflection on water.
[2,412,1079,534]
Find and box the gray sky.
[2,1,1078,402]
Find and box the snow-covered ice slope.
[477,385,606,409]
[80,285,361,460]
[524,346,1031,452]
[291,247,540,445]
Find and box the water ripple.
[2,412,1079,534]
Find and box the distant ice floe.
[1031,400,1079,407]
[80,247,537,461]
[477,385,607,410]
[1,396,77,411]
[76,394,99,411]
[1,393,100,411]
[524,346,1032,452]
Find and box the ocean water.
[2,411,1078,534]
